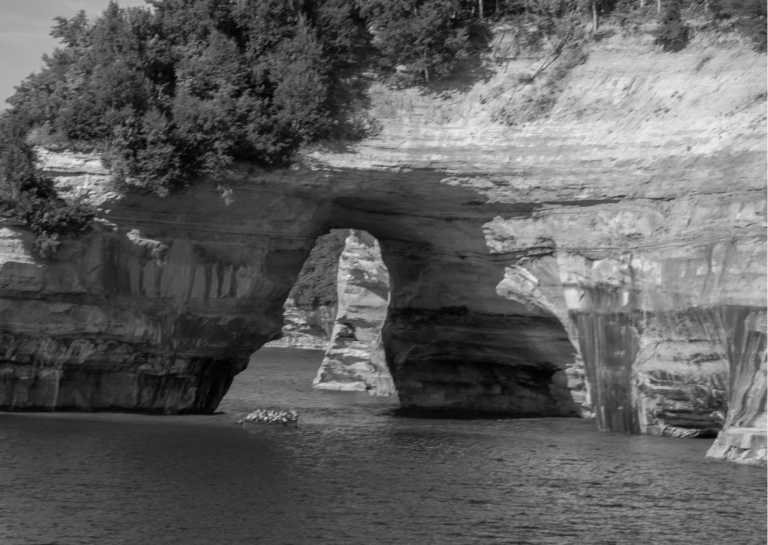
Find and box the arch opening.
[222,228,397,415]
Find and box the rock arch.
[0,37,764,462]
[0,153,585,418]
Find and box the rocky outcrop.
[263,297,335,350]
[706,308,766,464]
[265,231,347,350]
[313,230,395,397]
[0,31,764,460]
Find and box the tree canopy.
[1,0,764,199]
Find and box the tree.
[655,0,689,51]
[358,0,475,83]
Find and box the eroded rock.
[266,231,347,350]
[313,230,395,397]
[0,34,763,462]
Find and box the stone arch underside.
[326,188,583,417]
[0,148,763,458]
[0,161,585,418]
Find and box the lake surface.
[0,348,765,545]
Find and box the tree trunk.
[657,0,662,14]
[478,0,484,19]
[640,0,645,8]
[592,0,598,33]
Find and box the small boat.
[238,408,299,426]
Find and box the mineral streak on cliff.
[706,307,767,464]
[0,30,764,461]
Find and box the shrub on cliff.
[0,114,93,257]
[6,0,495,196]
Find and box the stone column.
[313,230,396,396]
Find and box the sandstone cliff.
[0,29,763,462]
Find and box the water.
[0,348,764,545]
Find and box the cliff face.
[0,32,764,460]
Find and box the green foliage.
[0,114,93,258]
[6,0,498,195]
[655,0,690,51]
[358,0,478,84]
[3,0,763,204]
[8,0,371,195]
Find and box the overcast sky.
[0,0,146,108]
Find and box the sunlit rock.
[313,230,395,397]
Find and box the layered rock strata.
[706,308,767,465]
[0,31,764,461]
[313,230,396,397]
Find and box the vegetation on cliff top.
[0,0,764,256]
[0,119,93,257]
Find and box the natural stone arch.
[320,178,584,417]
[1,37,765,463]
[263,227,395,397]
[257,209,584,417]
[0,151,587,418]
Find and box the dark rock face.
[0,36,764,462]
[267,230,347,349]
[387,308,579,415]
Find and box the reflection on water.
[0,348,764,545]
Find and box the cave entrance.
[220,229,397,415]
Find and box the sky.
[0,0,146,109]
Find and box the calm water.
[0,348,764,545]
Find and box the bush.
[357,0,479,84]
[7,1,370,195]
[0,114,93,257]
[12,0,758,206]
[709,0,766,51]
[5,1,501,197]
[15,179,94,258]
[655,0,690,51]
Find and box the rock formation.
[265,231,346,350]
[313,230,396,397]
[0,31,763,461]
[705,309,767,464]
